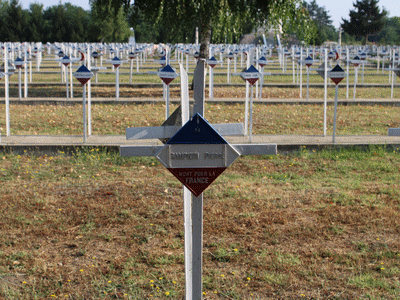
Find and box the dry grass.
[0,146,399,299]
[0,102,399,136]
[0,57,400,299]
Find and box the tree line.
[0,0,131,43]
[1,0,399,46]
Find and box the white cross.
[120,60,277,300]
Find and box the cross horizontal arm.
[126,123,244,140]
[232,144,277,156]
[119,143,277,157]
[120,145,162,157]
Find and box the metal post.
[18,68,22,100]
[87,44,92,136]
[95,58,98,84]
[227,58,231,84]
[255,49,259,97]
[83,84,87,143]
[346,47,349,99]
[299,48,303,98]
[186,53,189,74]
[244,52,250,135]
[29,47,32,83]
[332,84,339,143]
[5,43,10,136]
[292,47,295,83]
[353,66,358,101]
[249,84,254,143]
[190,194,203,298]
[361,59,365,85]
[65,64,69,99]
[209,66,213,100]
[24,45,28,98]
[259,65,264,100]
[70,61,74,98]
[391,50,395,99]
[306,65,310,101]
[166,83,170,119]
[116,65,119,100]
[323,49,327,137]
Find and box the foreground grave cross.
[120,60,277,299]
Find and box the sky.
[18,0,400,29]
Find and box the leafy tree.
[128,9,161,43]
[43,4,68,42]
[90,0,131,42]
[0,0,9,41]
[341,0,387,45]
[64,4,90,42]
[303,0,337,45]
[27,3,46,42]
[275,0,317,44]
[3,0,29,41]
[374,16,400,45]
[42,4,91,42]
[91,0,316,57]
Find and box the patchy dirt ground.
[0,148,399,299]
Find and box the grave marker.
[351,55,362,100]
[155,113,240,196]
[256,56,272,99]
[226,52,234,83]
[14,57,26,100]
[158,64,178,85]
[73,64,94,143]
[157,64,178,118]
[301,56,317,100]
[61,55,71,98]
[155,55,167,66]
[328,64,346,143]
[240,65,260,142]
[120,60,276,299]
[207,56,219,100]
[128,51,137,83]
[107,56,127,100]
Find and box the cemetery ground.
[1,57,400,299]
[0,146,399,299]
[2,84,400,100]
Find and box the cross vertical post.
[5,43,10,136]
[186,59,205,299]
[120,59,276,300]
[323,48,328,137]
